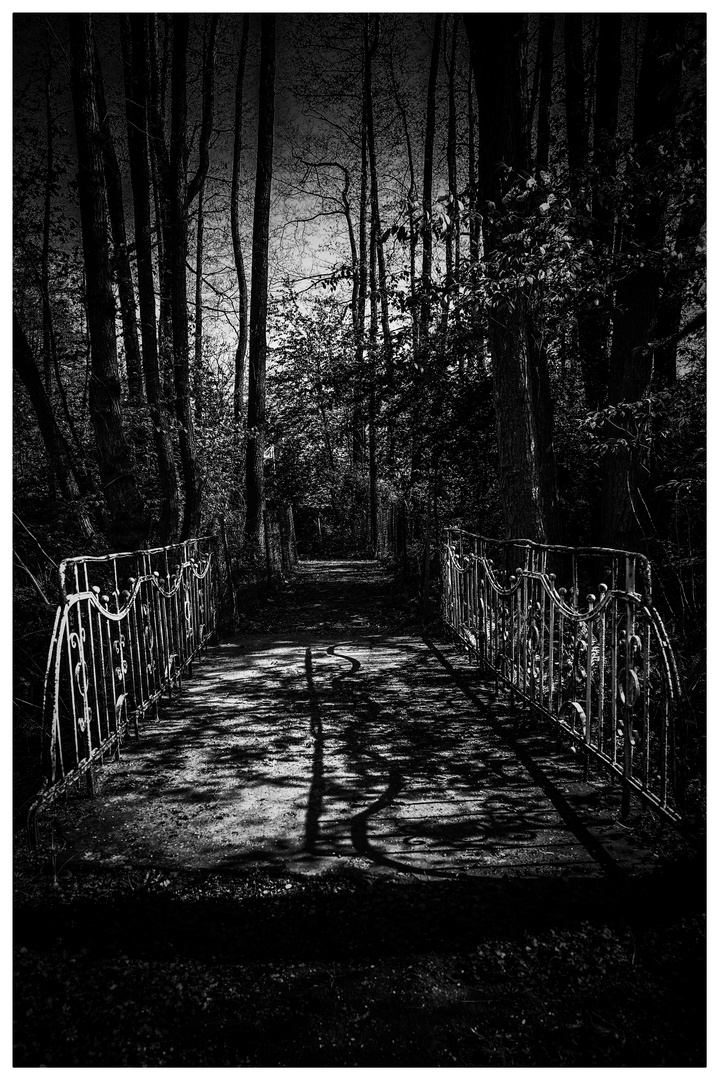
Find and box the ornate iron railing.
[442,527,686,824]
[27,537,218,846]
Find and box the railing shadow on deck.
[440,527,698,830]
[27,537,219,847]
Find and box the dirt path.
[43,558,659,878]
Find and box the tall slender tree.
[245,15,277,553]
[600,14,687,547]
[465,13,559,541]
[232,14,251,424]
[68,13,146,549]
[169,14,200,539]
[93,42,143,403]
[122,13,180,542]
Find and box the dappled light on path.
[47,560,658,879]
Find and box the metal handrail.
[27,537,218,846]
[441,527,686,824]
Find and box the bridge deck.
[45,559,658,878]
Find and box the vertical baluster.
[557,590,565,718]
[82,565,101,761]
[527,571,533,701]
[65,608,81,773]
[585,602,594,777]
[72,599,94,782]
[643,617,651,793]
[548,575,556,713]
[179,557,189,671]
[118,586,136,733]
[610,558,619,764]
[509,574,517,693]
[597,584,607,757]
[539,575,546,711]
[102,605,121,759]
[141,556,157,706]
[622,556,636,817]
[660,694,669,809]
[153,570,169,695]
[129,577,146,729]
[162,551,175,691]
[149,564,164,705]
[96,591,114,747]
[188,558,198,661]
[173,561,184,676]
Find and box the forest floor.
[14,559,706,1067]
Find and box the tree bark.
[245,15,276,554]
[93,40,144,403]
[363,16,392,381]
[564,15,587,178]
[123,13,180,542]
[419,15,442,350]
[535,14,555,174]
[600,14,686,548]
[466,13,559,542]
[231,14,250,423]
[352,39,369,471]
[13,312,94,540]
[187,15,219,207]
[169,15,200,539]
[369,181,379,553]
[148,15,174,401]
[68,13,146,550]
[194,180,205,424]
[389,38,419,363]
[192,17,219,424]
[441,16,458,346]
[578,14,622,412]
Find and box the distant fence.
[27,537,218,846]
[442,527,688,825]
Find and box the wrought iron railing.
[442,527,686,824]
[27,537,218,846]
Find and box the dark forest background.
[13,14,705,782]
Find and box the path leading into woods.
[45,559,661,878]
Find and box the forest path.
[47,558,657,878]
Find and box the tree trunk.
[68,13,146,550]
[191,16,220,428]
[245,15,276,554]
[467,66,479,270]
[388,38,418,363]
[169,15,200,540]
[123,14,180,543]
[368,149,379,553]
[187,15,219,207]
[232,14,250,423]
[363,17,392,381]
[440,16,458,346]
[654,204,705,388]
[93,41,144,403]
[578,14,622,412]
[352,42,369,471]
[419,15,442,350]
[148,15,174,402]
[600,14,686,548]
[13,313,94,540]
[564,15,587,178]
[535,14,555,174]
[466,13,558,542]
[194,180,205,425]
